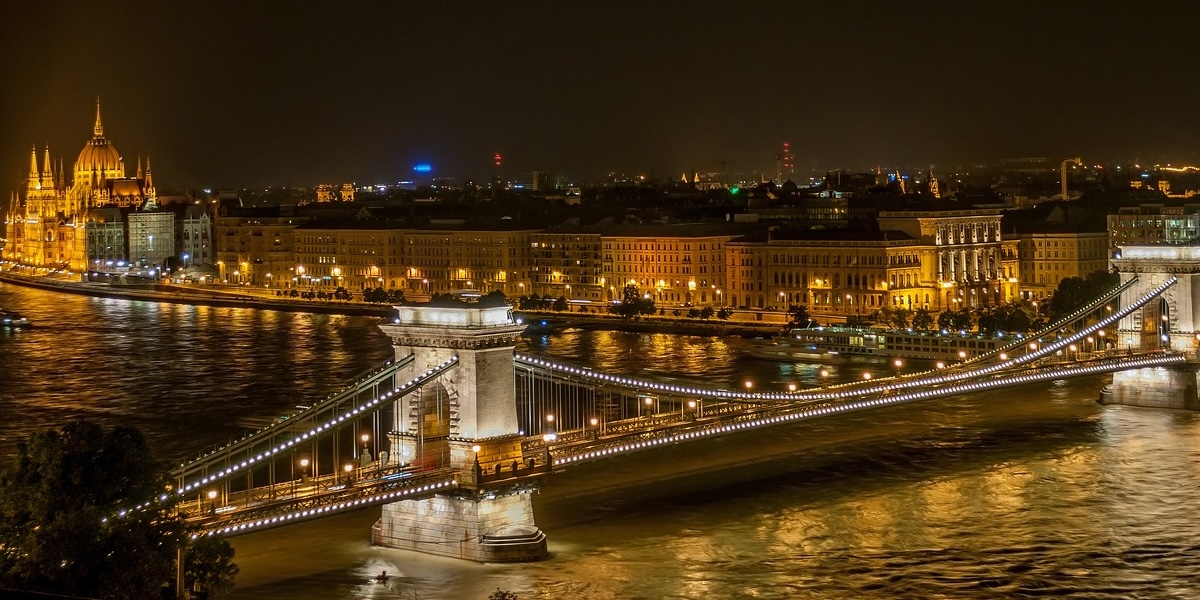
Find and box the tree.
[912,308,933,331]
[786,304,811,328]
[615,285,643,320]
[0,421,232,599]
[552,296,568,312]
[185,534,239,599]
[1046,269,1118,322]
[891,308,912,330]
[489,589,519,600]
[717,307,733,321]
[699,306,714,320]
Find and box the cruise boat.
[748,326,1008,363]
[1,309,32,329]
[743,339,850,363]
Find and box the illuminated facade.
[876,208,1020,310]
[726,209,1021,317]
[396,228,533,298]
[728,231,926,316]
[529,231,603,302]
[3,100,156,271]
[1107,204,1200,259]
[294,224,405,290]
[1012,231,1109,299]
[600,225,733,306]
[215,206,309,286]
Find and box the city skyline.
[2,2,1197,188]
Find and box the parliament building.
[4,100,157,272]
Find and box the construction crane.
[1061,157,1082,200]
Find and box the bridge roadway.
[168,275,1179,537]
[182,349,1184,537]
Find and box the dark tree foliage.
[912,307,934,331]
[937,307,974,332]
[716,307,733,321]
[977,302,1035,335]
[611,285,655,320]
[1046,270,1119,322]
[185,535,239,599]
[0,421,237,600]
[478,290,508,308]
[786,304,811,328]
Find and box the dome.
[74,99,124,179]
[76,137,122,176]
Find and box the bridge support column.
[373,490,546,562]
[1101,365,1200,410]
[375,304,548,562]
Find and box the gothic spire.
[28,145,38,180]
[93,96,104,137]
[136,156,143,179]
[42,146,54,189]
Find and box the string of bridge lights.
[552,353,1185,467]
[194,479,459,538]
[179,355,409,468]
[117,278,1176,529]
[516,276,1177,405]
[969,276,1138,365]
[175,356,460,497]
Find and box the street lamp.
[863,372,872,380]
[206,489,218,514]
[343,463,354,484]
[300,458,310,483]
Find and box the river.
[2,282,1199,599]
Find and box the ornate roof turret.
[41,146,54,189]
[94,97,104,137]
[28,145,38,180]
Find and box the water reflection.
[4,283,1200,598]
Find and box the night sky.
[2,1,1196,189]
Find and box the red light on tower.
[493,153,503,168]
[782,142,793,173]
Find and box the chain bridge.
[107,246,1200,563]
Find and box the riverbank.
[0,271,396,318]
[0,271,784,337]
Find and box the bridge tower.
[1105,245,1200,409]
[372,304,548,561]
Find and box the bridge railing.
[177,354,414,474]
[547,352,1186,470]
[171,355,459,501]
[963,276,1139,367]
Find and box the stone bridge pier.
[372,305,547,562]
[1104,246,1200,410]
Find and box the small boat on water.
[0,309,32,329]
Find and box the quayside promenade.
[0,270,783,336]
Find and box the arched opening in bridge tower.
[409,383,452,468]
[1140,297,1173,350]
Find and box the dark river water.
[3,282,1200,599]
